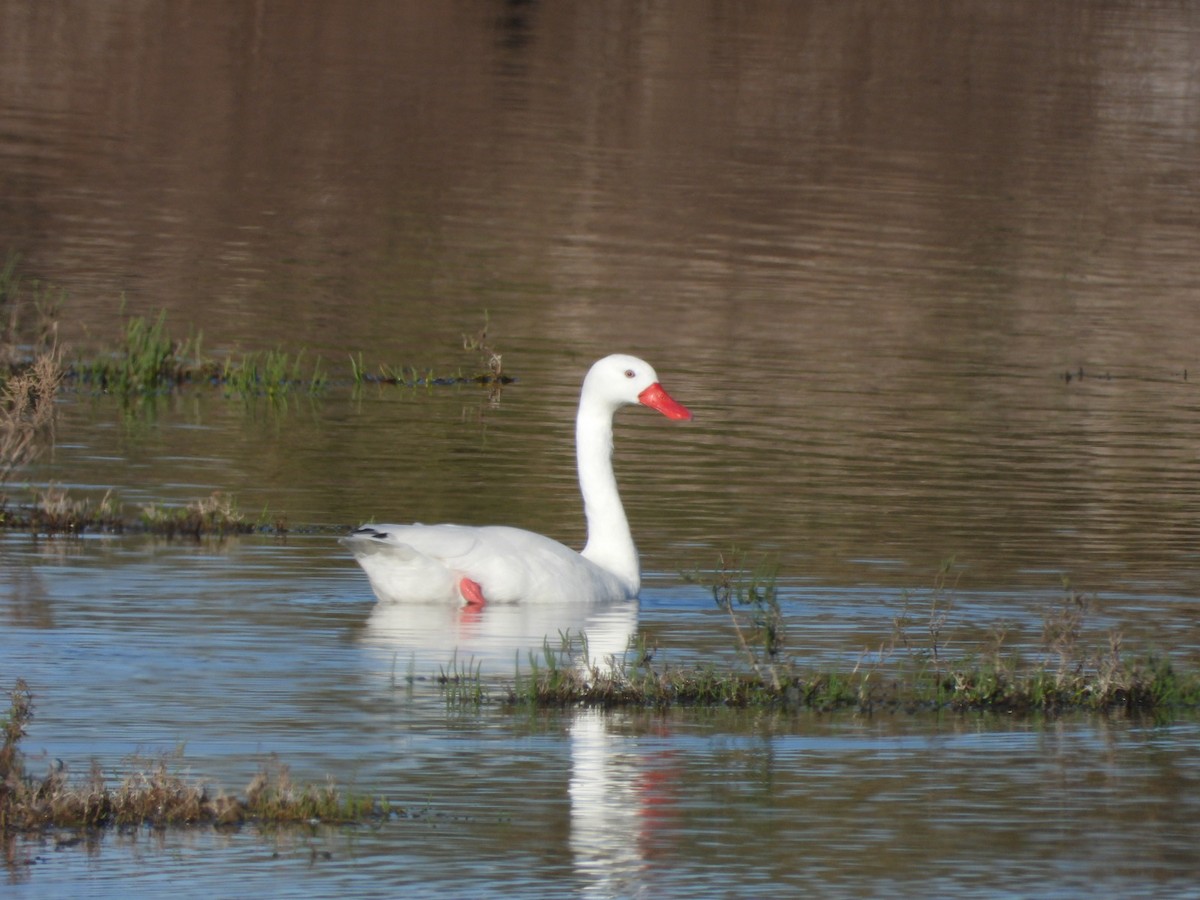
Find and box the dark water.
[3,1,1200,895]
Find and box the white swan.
[343,354,692,605]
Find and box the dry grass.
[0,487,285,537]
[0,351,63,486]
[0,254,61,369]
[139,491,258,538]
[1,681,389,833]
[0,255,65,487]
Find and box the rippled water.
[5,531,1200,898]
[3,1,1200,896]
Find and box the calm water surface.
[3,1,1200,895]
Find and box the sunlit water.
[4,531,1200,898]
[3,1,1200,896]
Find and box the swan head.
[583,354,692,420]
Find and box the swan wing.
[465,526,633,603]
[341,524,477,603]
[345,524,484,561]
[343,524,633,604]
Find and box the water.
[3,1,1200,895]
[5,530,1200,898]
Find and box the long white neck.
[576,399,640,595]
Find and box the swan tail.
[342,526,461,603]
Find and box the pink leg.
[459,577,486,607]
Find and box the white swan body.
[343,354,691,606]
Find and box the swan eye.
[624,369,636,379]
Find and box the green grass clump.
[0,681,390,832]
[240,757,388,825]
[489,633,1198,715]
[437,651,488,706]
[77,310,201,395]
[6,257,507,408]
[76,311,329,400]
[470,559,1200,716]
[75,308,502,400]
[221,348,328,400]
[496,628,866,712]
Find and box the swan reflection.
[569,709,679,897]
[362,599,639,676]
[361,598,671,893]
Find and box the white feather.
[342,354,691,605]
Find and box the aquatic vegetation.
[4,259,507,403]
[348,360,513,391]
[16,486,122,534]
[348,311,513,396]
[707,548,785,689]
[478,559,1200,715]
[0,681,392,832]
[462,309,508,401]
[74,310,330,401]
[75,310,201,395]
[72,307,504,399]
[139,491,256,538]
[503,630,793,710]
[0,351,63,486]
[437,651,488,706]
[0,258,64,485]
[0,487,285,537]
[0,253,62,374]
[220,347,328,400]
[239,756,389,826]
[491,629,1199,715]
